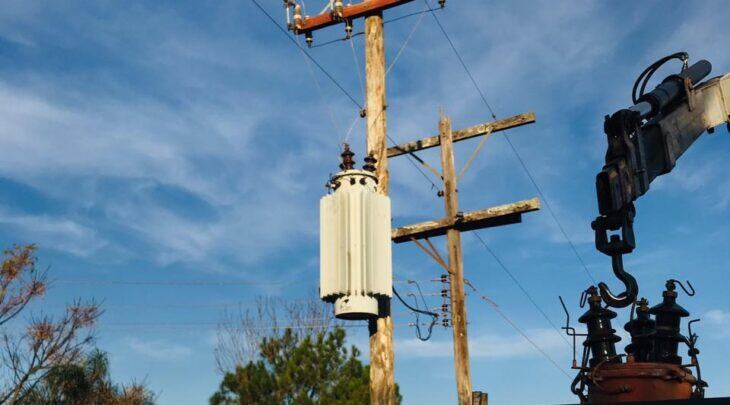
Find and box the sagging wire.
[249,0,363,109]
[393,282,438,341]
[295,34,344,149]
[422,0,597,284]
[472,232,571,348]
[292,0,442,195]
[385,7,427,77]
[464,279,572,379]
[309,7,440,50]
[349,38,366,104]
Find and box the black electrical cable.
[631,52,688,104]
[408,280,431,311]
[393,286,438,341]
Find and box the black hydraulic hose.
[638,59,712,117]
[632,52,688,104]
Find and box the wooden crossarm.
[295,0,416,33]
[387,112,536,158]
[391,198,540,243]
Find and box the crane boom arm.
[592,58,728,308]
[652,73,730,177]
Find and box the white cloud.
[0,209,105,257]
[125,337,192,361]
[397,328,565,359]
[704,309,730,339]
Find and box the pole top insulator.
[363,153,377,172]
[340,143,355,170]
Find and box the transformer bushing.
[578,286,622,367]
[649,280,690,364]
[624,298,656,362]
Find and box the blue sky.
[1,0,730,403]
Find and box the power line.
[54,279,304,286]
[98,321,417,332]
[423,0,497,119]
[464,280,571,379]
[385,7,427,77]
[296,34,343,144]
[422,0,596,284]
[472,232,571,348]
[249,0,362,109]
[284,1,440,193]
[500,136,598,285]
[309,7,439,49]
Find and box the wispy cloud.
[0,209,104,256]
[125,337,192,361]
[704,309,730,339]
[397,328,565,359]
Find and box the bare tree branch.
[0,245,102,404]
[0,245,46,327]
[214,291,338,374]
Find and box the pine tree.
[210,327,401,404]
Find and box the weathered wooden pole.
[365,11,395,405]
[439,114,472,404]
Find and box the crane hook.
[598,253,638,308]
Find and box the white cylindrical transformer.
[320,168,392,320]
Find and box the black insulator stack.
[649,280,690,364]
[340,144,355,170]
[363,153,377,172]
[578,286,622,367]
[624,298,656,361]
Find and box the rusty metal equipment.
[562,281,705,403]
[587,362,697,403]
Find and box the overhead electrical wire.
[98,321,422,332]
[473,232,571,348]
[385,8,427,77]
[336,9,442,193]
[54,279,304,286]
[310,7,439,49]
[248,0,362,109]
[251,0,583,359]
[296,33,344,143]
[422,0,597,284]
[464,279,572,379]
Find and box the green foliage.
[210,327,401,405]
[22,349,155,405]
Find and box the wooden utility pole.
[439,115,472,401]
[390,112,540,405]
[288,2,411,402]
[364,12,396,404]
[288,2,539,403]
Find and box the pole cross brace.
[392,198,540,243]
